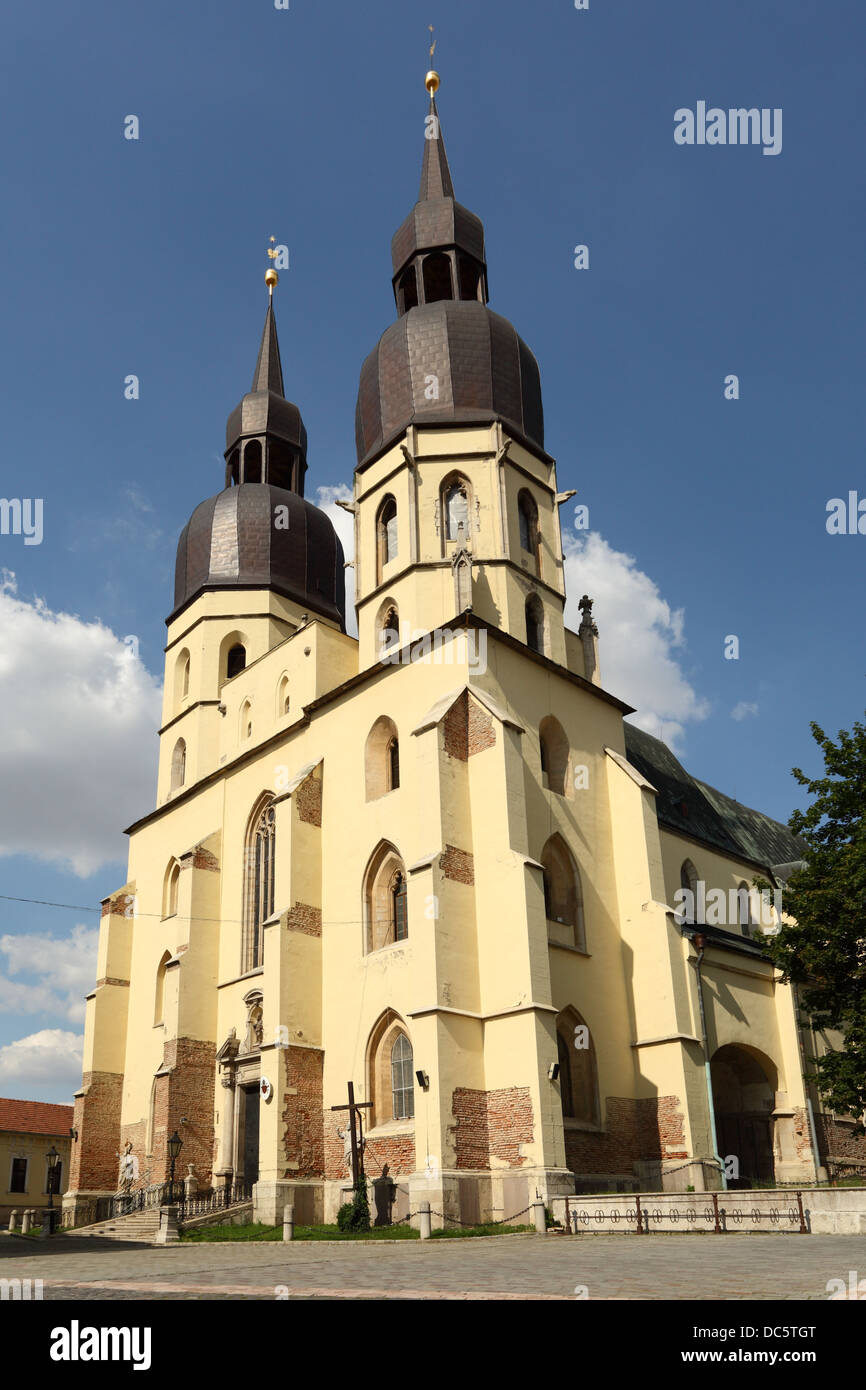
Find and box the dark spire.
[419,97,455,201]
[251,300,285,396]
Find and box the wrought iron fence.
[177,1181,253,1222]
[558,1191,809,1235]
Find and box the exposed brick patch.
[286,902,322,937]
[69,1071,123,1192]
[440,844,474,885]
[815,1111,866,1166]
[442,691,496,760]
[95,977,129,988]
[145,1038,216,1189]
[297,768,322,826]
[563,1095,687,1174]
[451,1087,534,1169]
[793,1106,814,1164]
[281,1047,324,1178]
[323,1110,415,1182]
[100,893,134,918]
[190,846,219,872]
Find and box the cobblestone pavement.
[2,1232,865,1299]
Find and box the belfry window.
[377,496,398,579]
[243,439,262,484]
[227,644,246,680]
[518,490,540,574]
[423,252,453,304]
[444,480,470,541]
[170,738,186,792]
[390,1033,414,1119]
[244,800,276,972]
[397,266,419,314]
[526,595,545,655]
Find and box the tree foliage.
[766,716,866,1129]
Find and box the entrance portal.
[711,1045,775,1188]
[238,1084,260,1187]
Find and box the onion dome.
[170,290,345,628]
[355,84,544,466]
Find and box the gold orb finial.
[426,25,439,96]
[265,235,279,294]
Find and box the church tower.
[352,75,572,672]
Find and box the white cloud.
[562,530,710,750]
[0,923,98,1023]
[315,485,357,636]
[731,701,759,722]
[0,572,162,876]
[0,1028,83,1087]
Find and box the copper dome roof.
[172,483,345,628]
[355,299,544,465]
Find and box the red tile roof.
[0,1097,74,1137]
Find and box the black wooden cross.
[330,1081,372,1186]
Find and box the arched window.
[163,860,181,919]
[174,649,190,709]
[397,265,419,314]
[458,255,481,302]
[525,594,545,655]
[423,252,453,304]
[226,448,240,488]
[154,950,171,1026]
[737,880,754,937]
[539,716,570,797]
[170,738,186,792]
[240,698,253,741]
[518,490,540,574]
[441,474,471,545]
[243,798,276,972]
[243,439,262,484]
[376,601,400,659]
[364,716,400,800]
[556,1008,599,1126]
[367,1010,414,1127]
[377,495,398,579]
[364,842,409,952]
[277,674,290,718]
[541,834,586,951]
[680,859,699,924]
[226,644,246,680]
[391,1033,414,1119]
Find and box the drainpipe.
[692,931,727,1191]
[791,980,823,1182]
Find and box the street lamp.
[167,1131,183,1203]
[46,1146,60,1234]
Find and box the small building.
[1,1097,73,1225]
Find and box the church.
[64,72,852,1230]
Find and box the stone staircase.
[70,1208,162,1243]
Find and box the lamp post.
[167,1131,183,1204]
[45,1145,60,1235]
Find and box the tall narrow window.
[391,1033,414,1119]
[170,738,186,792]
[392,872,408,942]
[154,950,171,1026]
[10,1158,27,1193]
[423,252,453,304]
[680,860,699,925]
[388,737,400,791]
[539,716,570,796]
[445,481,469,540]
[243,439,262,484]
[526,595,545,655]
[377,496,398,578]
[244,800,276,972]
[556,1008,599,1126]
[518,490,541,575]
[541,834,586,951]
[163,860,180,919]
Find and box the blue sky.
[0,0,863,1100]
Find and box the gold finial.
[425,25,439,97]
[265,235,278,294]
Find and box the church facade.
[65,83,853,1230]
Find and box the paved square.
[3,1232,865,1300]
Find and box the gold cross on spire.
[426,24,440,97]
[265,235,278,295]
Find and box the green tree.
[766,716,866,1130]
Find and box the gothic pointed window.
[518,490,541,575]
[541,834,586,951]
[170,738,186,792]
[391,1033,414,1119]
[556,1008,600,1126]
[377,496,398,580]
[243,799,276,972]
[444,479,470,542]
[377,602,400,659]
[365,716,400,799]
[526,594,545,655]
[364,842,408,952]
[154,950,171,1026]
[680,859,699,925]
[539,716,570,796]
